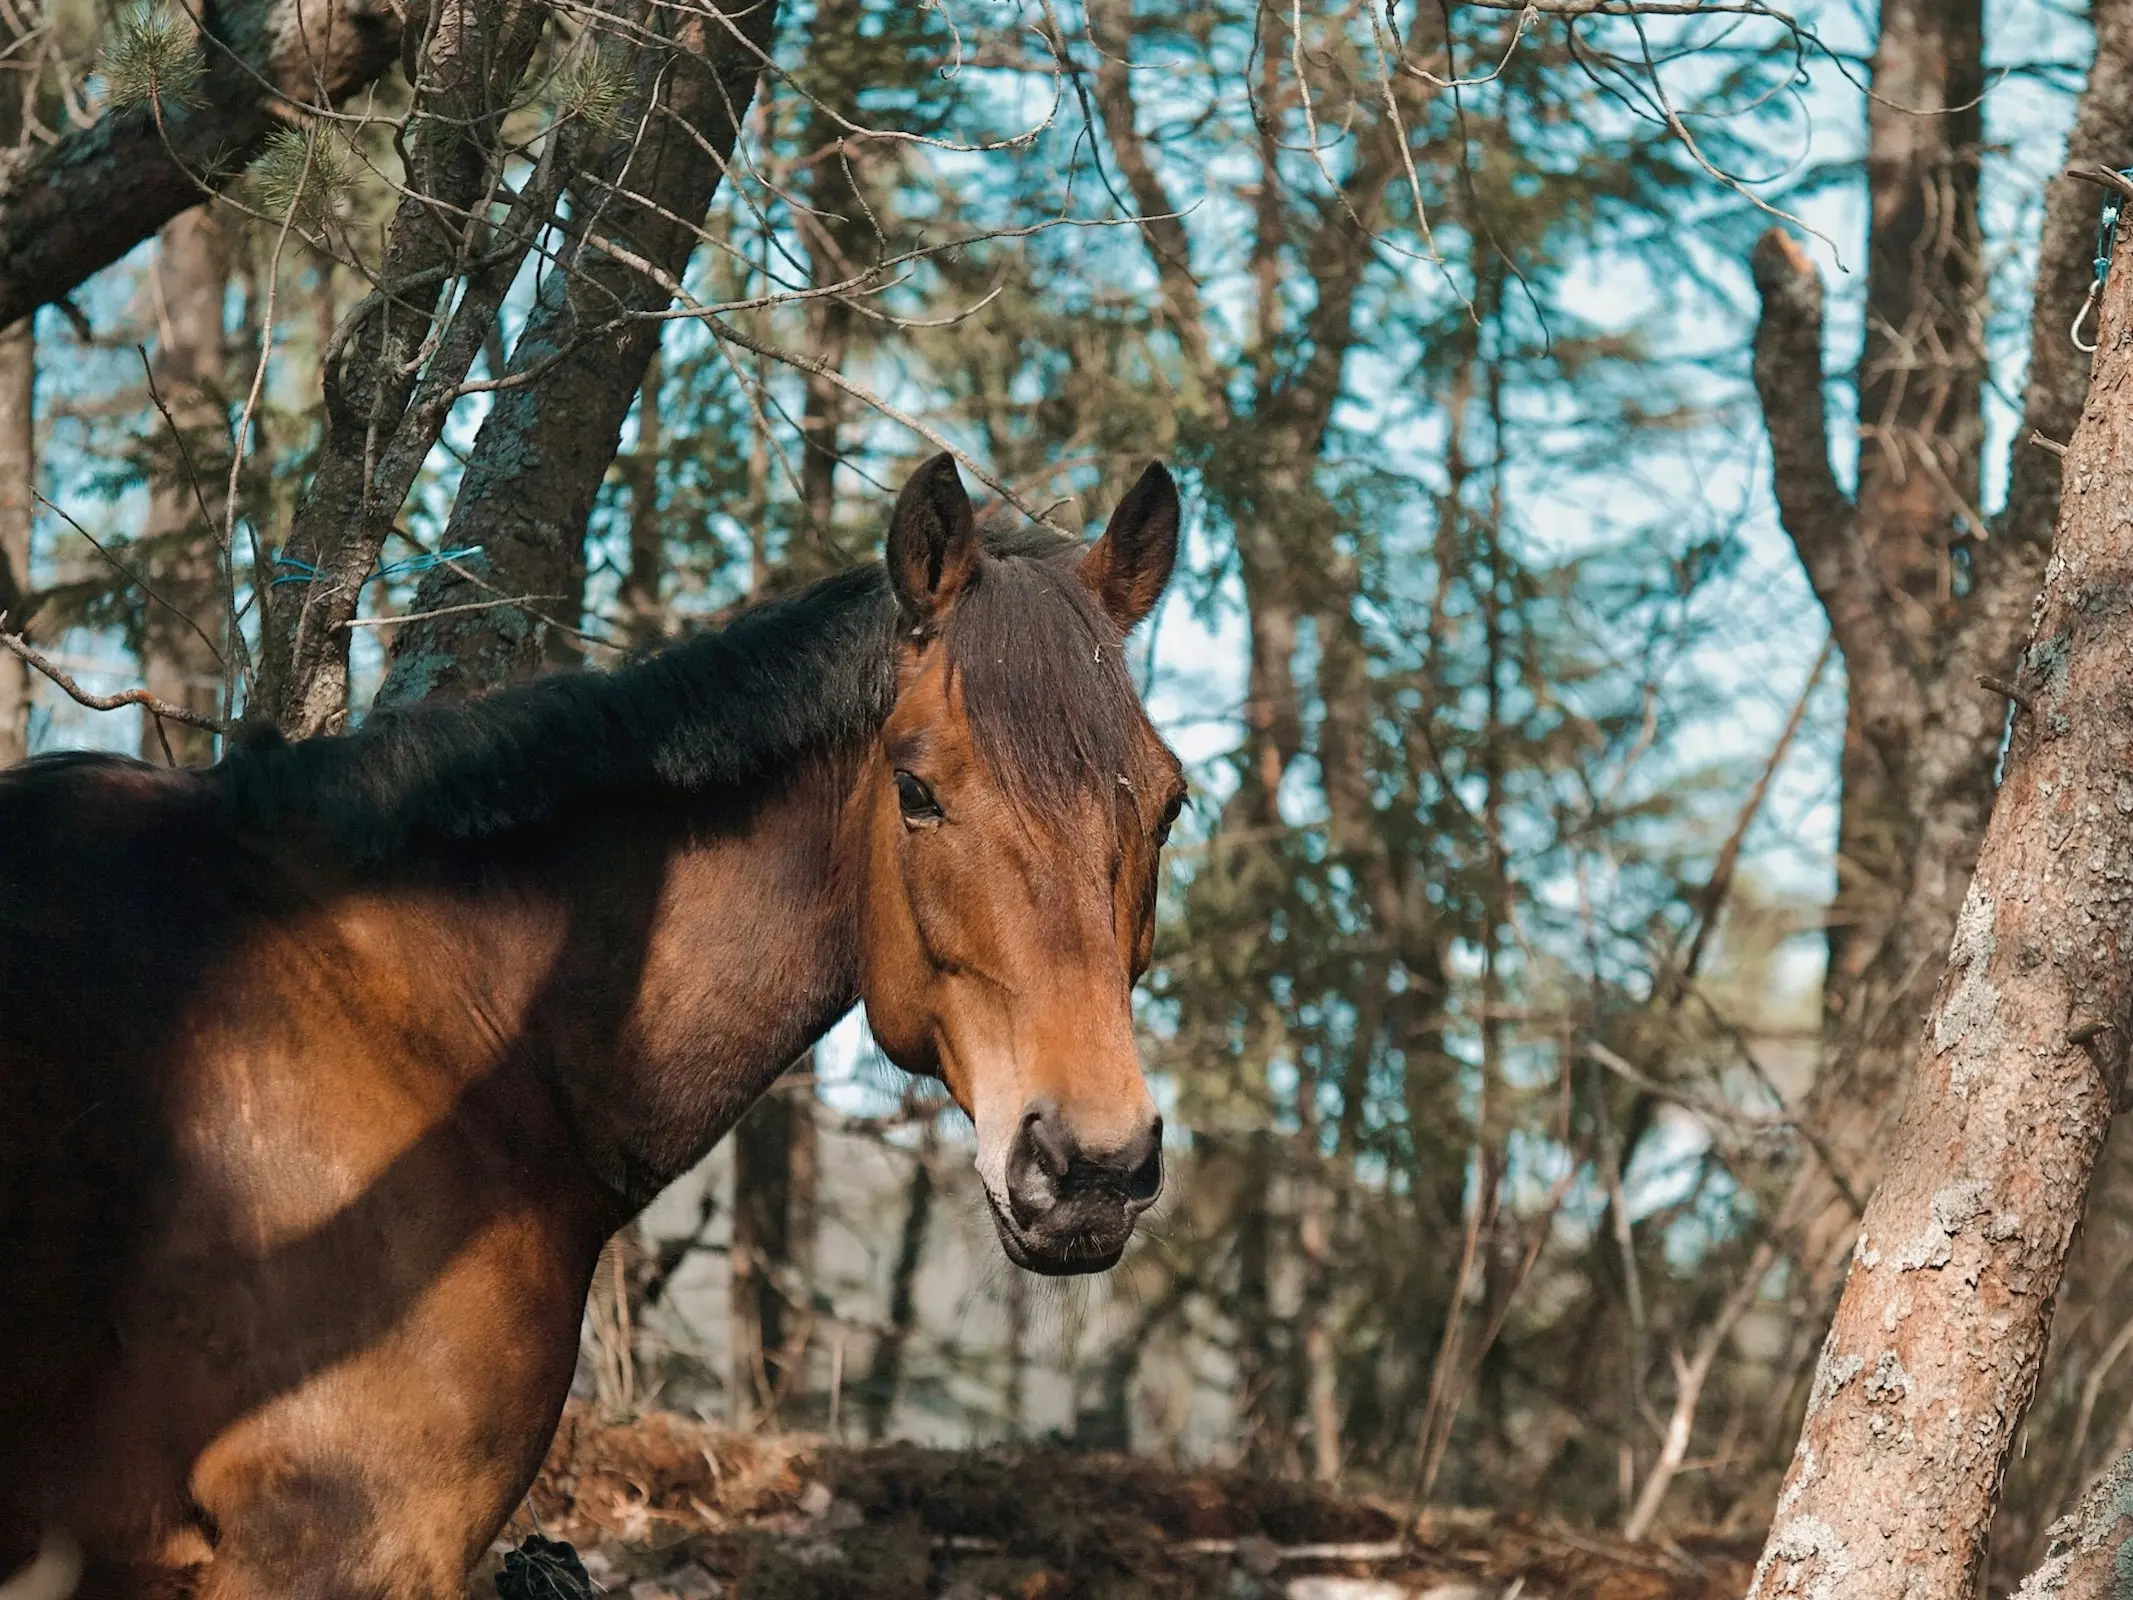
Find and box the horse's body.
[0,458,1184,1598]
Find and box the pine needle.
[102,3,204,113]
[555,48,633,138]
[250,125,352,232]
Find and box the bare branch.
[702,312,1071,534]
[0,612,225,732]
[1622,1239,1777,1541]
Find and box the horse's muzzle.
[990,1099,1163,1275]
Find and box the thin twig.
[1979,674,2035,714]
[32,491,225,669]
[0,612,226,732]
[134,343,251,699]
[2069,161,2133,204]
[1622,1238,1777,1540]
[337,594,563,629]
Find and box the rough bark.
[2013,1446,2133,1600]
[136,209,231,764]
[617,350,665,649]
[0,0,400,333]
[1854,0,1986,618]
[1744,203,2133,1600]
[260,0,550,733]
[791,0,860,545]
[375,0,780,708]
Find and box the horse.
[0,453,1186,1599]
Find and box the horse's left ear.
[887,452,981,633]
[1081,462,1179,631]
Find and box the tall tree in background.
[1073,0,1774,1499]
[134,211,231,762]
[1755,0,1994,1305]
[729,1075,817,1427]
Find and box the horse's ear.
[887,452,980,633]
[1081,462,1180,631]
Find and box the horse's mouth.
[985,1190,1130,1277]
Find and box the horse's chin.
[985,1192,1130,1277]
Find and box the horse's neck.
[502,761,865,1212]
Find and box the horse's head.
[855,454,1184,1276]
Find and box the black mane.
[214,527,1149,861]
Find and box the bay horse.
[0,455,1185,1599]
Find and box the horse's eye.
[1154,793,1185,848]
[895,770,944,825]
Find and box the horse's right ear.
[886,453,980,634]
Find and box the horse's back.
[0,753,247,1562]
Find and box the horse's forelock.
[943,541,1155,816]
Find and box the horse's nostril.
[1005,1101,1071,1228]
[1021,1101,1074,1180]
[1124,1135,1163,1204]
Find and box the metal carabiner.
[2074,175,2133,352]
[2074,279,2105,354]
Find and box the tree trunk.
[728,1070,815,1429]
[376,0,781,708]
[0,313,28,765]
[0,2,36,764]
[860,1130,934,1442]
[2013,1446,2133,1599]
[1748,0,2133,1522]
[136,209,231,764]
[1745,195,2133,1599]
[1233,1128,1282,1470]
[261,0,551,733]
[791,0,861,550]
[618,353,665,650]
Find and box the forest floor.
[477,1404,1761,1600]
